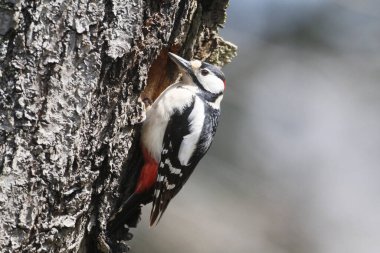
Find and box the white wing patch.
[178,97,205,166]
[141,83,195,162]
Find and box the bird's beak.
[168,52,193,75]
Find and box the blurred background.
[132,1,380,252]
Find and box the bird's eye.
[201,69,209,76]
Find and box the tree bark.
[0,0,236,252]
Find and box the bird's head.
[168,52,225,95]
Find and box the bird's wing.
[150,97,208,226]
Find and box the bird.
[109,52,226,228]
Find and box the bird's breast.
[141,83,196,162]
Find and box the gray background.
[132,1,380,252]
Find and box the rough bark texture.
[0,0,236,252]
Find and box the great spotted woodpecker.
[110,53,225,228]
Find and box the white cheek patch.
[198,74,224,94]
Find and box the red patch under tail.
[135,147,158,193]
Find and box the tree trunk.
[0,0,236,252]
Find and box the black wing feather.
[150,96,221,225]
[150,99,195,225]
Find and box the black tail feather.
[150,187,172,226]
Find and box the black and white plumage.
[107,53,225,233]
[141,53,226,225]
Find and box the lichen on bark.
[0,0,236,252]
